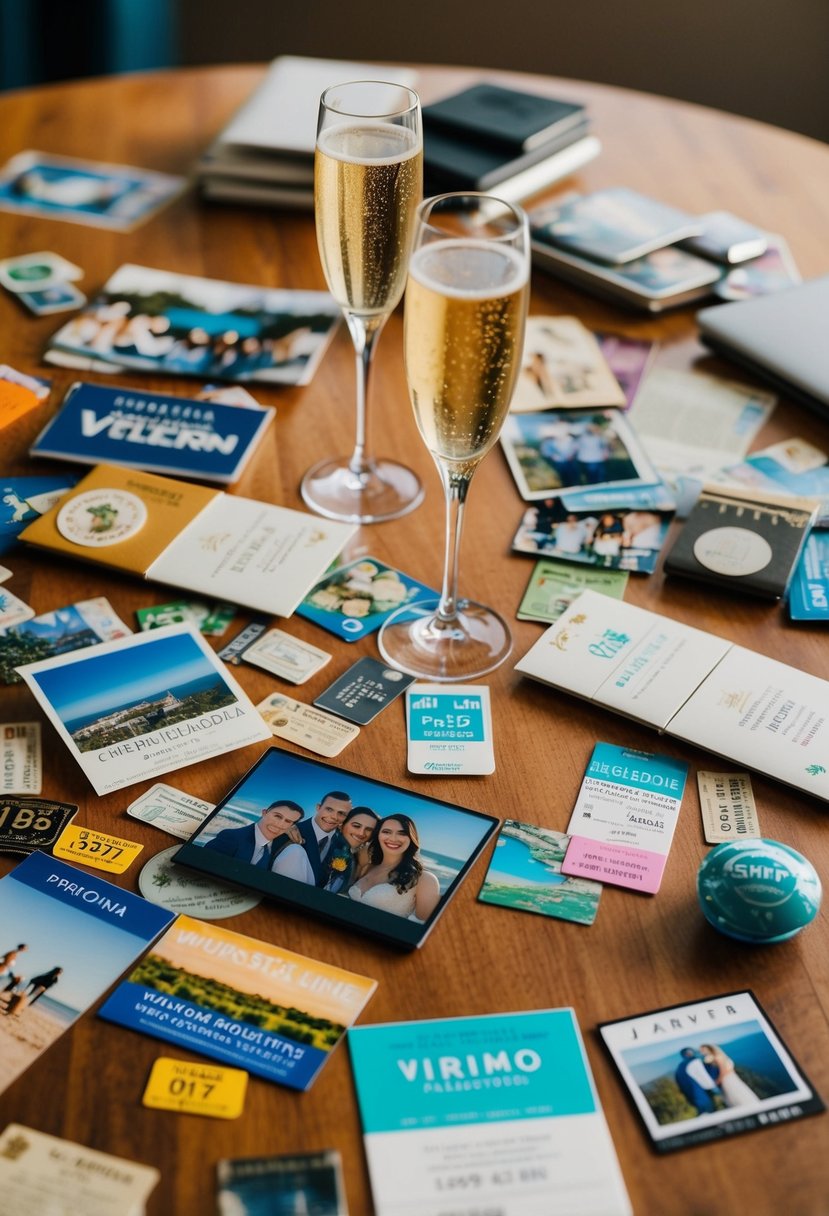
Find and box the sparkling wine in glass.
[378,193,530,680]
[302,80,424,523]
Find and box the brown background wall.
[177,0,829,142]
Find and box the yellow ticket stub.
[52,824,143,873]
[142,1057,247,1119]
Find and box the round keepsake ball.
[697,838,822,943]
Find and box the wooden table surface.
[1,63,828,1215]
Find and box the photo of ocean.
[478,820,602,925]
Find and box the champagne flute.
[302,80,424,523]
[378,193,530,680]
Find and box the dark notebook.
[664,485,819,600]
[424,118,592,191]
[423,82,586,152]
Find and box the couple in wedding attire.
[206,791,439,921]
[675,1044,758,1113]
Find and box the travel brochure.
[0,851,174,1096]
[599,991,823,1152]
[16,624,270,795]
[44,263,340,385]
[349,1009,632,1216]
[20,462,356,619]
[99,913,377,1090]
[175,746,499,950]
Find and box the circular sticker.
[57,488,147,547]
[692,526,772,577]
[139,846,261,920]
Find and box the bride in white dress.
[700,1043,759,1108]
[348,814,440,921]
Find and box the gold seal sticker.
[56,488,148,547]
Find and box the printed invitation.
[17,624,270,795]
[562,742,689,894]
[599,991,823,1152]
[349,1009,631,1216]
[99,914,376,1090]
[0,852,174,1095]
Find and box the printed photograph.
[0,150,185,230]
[177,747,498,949]
[478,821,602,925]
[45,263,340,385]
[512,499,672,574]
[600,991,822,1151]
[511,316,625,412]
[297,557,435,641]
[0,598,129,685]
[500,407,657,501]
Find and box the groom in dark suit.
[204,800,305,867]
[271,790,352,886]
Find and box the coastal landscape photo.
[478,820,602,925]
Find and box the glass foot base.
[378,597,512,681]
[300,457,424,524]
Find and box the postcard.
[561,742,688,894]
[0,723,41,795]
[0,474,77,554]
[500,407,660,502]
[789,531,829,621]
[0,1124,160,1215]
[517,559,628,622]
[478,820,602,924]
[217,1150,348,1216]
[511,316,626,412]
[139,846,261,920]
[175,746,499,950]
[16,623,271,796]
[98,913,376,1090]
[143,1057,248,1120]
[298,557,436,641]
[127,782,215,840]
[0,851,174,1095]
[31,380,275,484]
[0,796,77,854]
[0,364,51,431]
[0,596,131,685]
[512,500,672,575]
[597,334,656,409]
[0,150,186,230]
[406,684,494,776]
[44,262,340,385]
[349,1009,631,1216]
[628,367,776,487]
[599,991,824,1152]
[21,463,357,620]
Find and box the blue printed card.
[297,557,436,641]
[0,475,78,553]
[406,684,494,775]
[788,531,829,621]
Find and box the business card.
[142,1057,248,1119]
[127,782,215,840]
[697,771,760,843]
[406,684,494,775]
[0,1124,160,1215]
[241,627,331,683]
[562,742,689,894]
[53,824,144,873]
[256,692,360,757]
[0,796,77,854]
[0,723,41,794]
[315,658,415,725]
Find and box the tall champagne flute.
[379,193,530,680]
[302,80,424,523]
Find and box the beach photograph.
[478,820,602,925]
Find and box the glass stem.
[437,467,472,623]
[345,312,386,479]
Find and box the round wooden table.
[1,64,828,1215]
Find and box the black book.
[663,485,819,599]
[424,117,593,192]
[423,82,586,153]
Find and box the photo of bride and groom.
[675,1044,759,1114]
[178,746,497,948]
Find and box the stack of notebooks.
[422,81,601,203]
[196,56,416,209]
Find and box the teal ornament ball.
[697,838,822,943]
